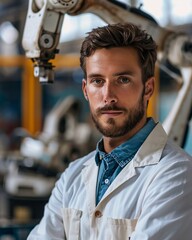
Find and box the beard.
[91,93,145,138]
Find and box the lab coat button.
[95,210,102,218]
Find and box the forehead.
[86,47,141,74]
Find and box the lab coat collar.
[133,122,168,167]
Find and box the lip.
[101,111,123,116]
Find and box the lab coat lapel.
[81,157,98,213]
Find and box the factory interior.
[0,0,191,239]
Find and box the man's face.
[82,47,154,139]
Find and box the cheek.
[86,88,101,109]
[118,90,140,105]
[88,93,102,107]
[87,86,102,101]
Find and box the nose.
[103,82,117,104]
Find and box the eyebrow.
[113,71,135,77]
[87,73,103,78]
[87,71,135,79]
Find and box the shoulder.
[148,122,192,166]
[152,139,192,185]
[162,139,192,164]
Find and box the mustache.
[96,104,126,113]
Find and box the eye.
[90,78,104,86]
[118,76,130,84]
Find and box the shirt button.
[95,210,102,218]
[104,179,110,185]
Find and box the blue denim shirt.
[95,118,156,205]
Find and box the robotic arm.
[22,0,67,83]
[22,0,192,83]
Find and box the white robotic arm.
[22,0,69,83]
[22,0,192,83]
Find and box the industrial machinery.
[22,0,192,82]
[21,0,192,148]
[5,96,93,197]
[20,95,93,170]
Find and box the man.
[27,23,192,240]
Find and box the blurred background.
[0,0,191,239]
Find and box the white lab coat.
[27,123,192,240]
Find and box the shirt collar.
[95,118,156,167]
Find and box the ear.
[82,78,88,100]
[144,77,154,100]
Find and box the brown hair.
[80,23,157,83]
